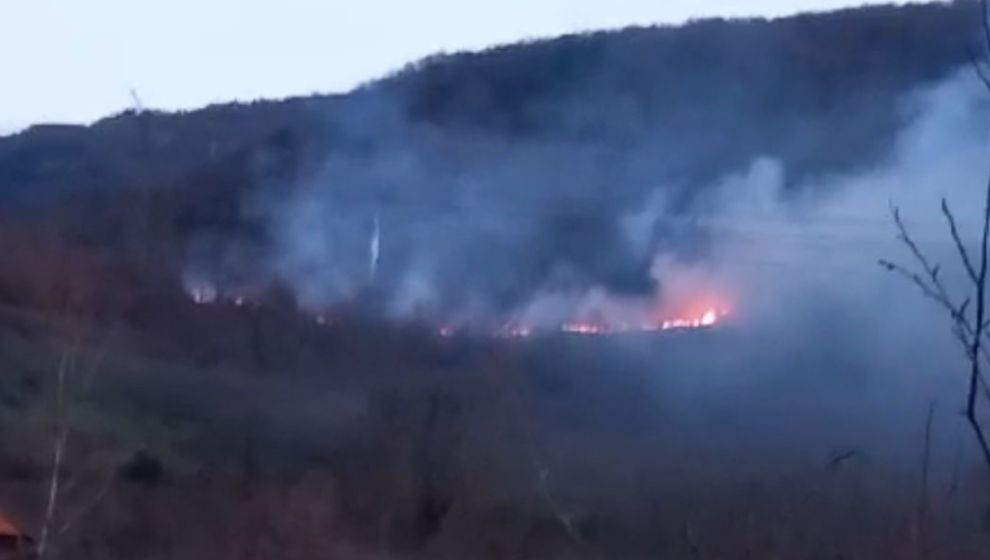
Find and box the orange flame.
[483,304,729,339]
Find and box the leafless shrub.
[879,0,990,477]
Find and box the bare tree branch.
[884,179,990,474]
[892,206,940,278]
[887,13,990,472]
[534,462,585,548]
[878,256,971,340]
[962,142,990,472]
[881,258,990,400]
[879,259,958,318]
[35,321,116,558]
[37,347,74,560]
[56,473,114,539]
[942,199,980,285]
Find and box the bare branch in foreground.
[942,199,980,285]
[882,194,990,473]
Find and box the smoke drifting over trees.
[0,1,984,454]
[4,2,990,558]
[1,0,987,417]
[0,3,982,328]
[233,1,990,330]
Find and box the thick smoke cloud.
[604,70,990,477]
[265,70,990,470]
[167,57,990,485]
[256,101,716,323]
[263,93,663,322]
[703,69,990,325]
[252,68,987,340]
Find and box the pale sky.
[1,0,930,133]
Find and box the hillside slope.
[0,1,983,319]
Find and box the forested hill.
[1,2,979,196]
[381,1,975,182]
[0,1,981,276]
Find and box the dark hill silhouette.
[1,2,977,204]
[0,1,983,316]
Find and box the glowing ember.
[700,309,718,326]
[179,272,730,340]
[655,307,727,332]
[502,306,728,338]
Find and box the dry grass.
[0,237,986,558]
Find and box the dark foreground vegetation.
[0,231,986,559]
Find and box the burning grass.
[0,232,984,559]
[181,273,733,341]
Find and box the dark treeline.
[0,2,976,228]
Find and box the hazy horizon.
[1,0,933,133]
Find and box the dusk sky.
[1,0,930,132]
